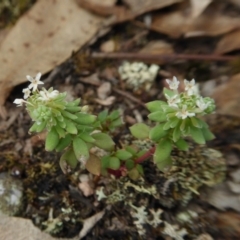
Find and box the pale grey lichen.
[0,172,23,216]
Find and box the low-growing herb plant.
[14,73,215,177]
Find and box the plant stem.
[135,146,156,164]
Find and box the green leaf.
[61,110,78,120]
[129,123,150,139]
[125,159,135,169]
[101,155,110,169]
[108,157,120,170]
[163,121,172,130]
[154,139,172,167]
[66,121,78,134]
[65,106,81,113]
[110,118,123,128]
[156,157,172,172]
[54,125,66,138]
[74,113,96,125]
[98,110,108,122]
[116,149,132,160]
[85,154,101,176]
[175,138,189,151]
[65,98,81,107]
[60,148,78,170]
[191,117,202,128]
[172,126,181,142]
[78,132,95,143]
[56,134,72,152]
[149,124,167,142]
[128,168,140,180]
[202,127,215,141]
[148,111,167,122]
[45,128,60,151]
[163,87,175,97]
[92,132,115,151]
[109,110,120,120]
[190,126,206,144]
[73,137,89,160]
[136,164,144,175]
[170,117,180,128]
[145,100,167,112]
[125,146,137,155]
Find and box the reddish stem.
[135,146,156,164]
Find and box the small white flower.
[165,94,181,107]
[38,88,59,101]
[27,72,44,91]
[196,98,209,111]
[176,105,195,119]
[13,98,25,107]
[184,79,198,95]
[22,88,31,99]
[166,76,180,90]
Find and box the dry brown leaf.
[0,0,104,115]
[139,40,173,60]
[86,0,117,7]
[85,153,101,176]
[190,0,212,18]
[0,214,78,240]
[122,0,183,14]
[215,29,240,54]
[211,74,240,117]
[229,0,240,8]
[97,82,112,99]
[151,7,240,38]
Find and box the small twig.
[91,52,237,62]
[112,88,145,107]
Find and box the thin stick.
[92,52,237,62]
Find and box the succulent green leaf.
[55,134,72,152]
[149,124,167,142]
[172,126,181,142]
[129,123,150,139]
[65,98,81,107]
[175,138,189,151]
[73,137,89,160]
[66,121,78,134]
[156,157,172,172]
[108,157,120,170]
[116,149,132,160]
[65,106,81,113]
[128,168,140,180]
[202,127,215,141]
[145,100,167,112]
[45,128,60,151]
[191,117,202,128]
[163,87,175,97]
[110,118,123,128]
[154,139,172,167]
[61,110,78,120]
[163,121,172,130]
[125,159,135,170]
[59,148,78,173]
[78,132,95,143]
[74,113,96,125]
[109,110,120,120]
[101,155,110,169]
[125,146,137,155]
[54,125,66,138]
[136,164,144,175]
[91,132,115,151]
[190,126,206,144]
[97,110,108,122]
[170,117,180,128]
[148,111,167,122]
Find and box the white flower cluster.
[13,73,59,107]
[165,77,213,119]
[118,61,159,91]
